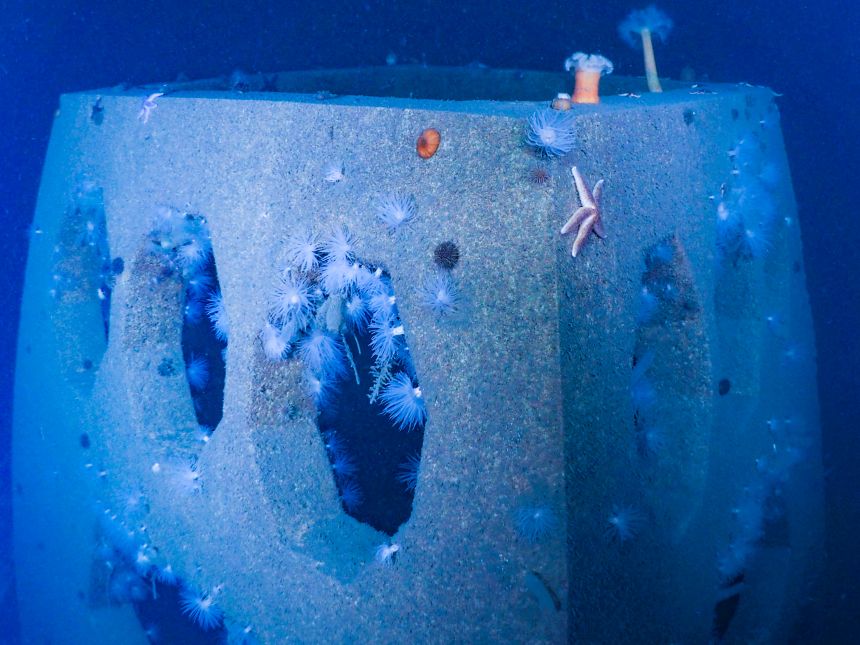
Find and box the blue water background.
[0,0,857,640]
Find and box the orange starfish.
[561,166,606,257]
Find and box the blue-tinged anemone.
[396,453,422,492]
[176,235,211,271]
[630,350,656,412]
[179,586,224,631]
[356,265,386,298]
[736,177,777,225]
[305,371,334,407]
[259,322,290,361]
[716,197,743,251]
[134,545,155,577]
[183,296,205,324]
[322,226,357,264]
[514,504,557,543]
[185,354,210,391]
[376,191,418,231]
[367,290,396,323]
[286,230,320,273]
[154,563,178,586]
[758,162,781,190]
[369,315,405,366]
[741,221,773,259]
[374,542,401,566]
[339,478,364,512]
[321,258,361,295]
[331,450,357,478]
[162,458,202,496]
[270,271,316,331]
[299,328,346,380]
[636,423,664,457]
[422,271,460,316]
[380,371,427,431]
[322,429,342,456]
[343,292,369,331]
[205,290,230,342]
[186,272,214,300]
[526,109,576,158]
[605,505,645,542]
[109,569,148,603]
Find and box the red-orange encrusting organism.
[416,128,441,159]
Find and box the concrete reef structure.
[14,66,821,643]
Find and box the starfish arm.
[593,217,606,239]
[571,212,599,257]
[592,179,604,205]
[561,206,594,235]
[571,166,595,208]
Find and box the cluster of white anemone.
[260,227,427,432]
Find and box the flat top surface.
[75,65,763,118]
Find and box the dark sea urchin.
[433,241,460,270]
[528,165,551,185]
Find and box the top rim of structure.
[77,65,767,108]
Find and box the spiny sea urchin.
[433,241,460,270]
[528,165,551,186]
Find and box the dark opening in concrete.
[317,301,424,534]
[181,252,227,431]
[312,268,425,536]
[145,208,227,434]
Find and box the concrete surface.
[13,66,822,643]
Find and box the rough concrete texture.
[14,67,822,643]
